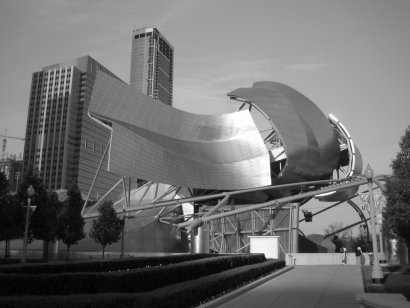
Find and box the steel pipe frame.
[323,218,370,239]
[177,176,385,229]
[209,205,292,254]
[82,177,352,219]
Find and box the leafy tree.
[323,222,351,252]
[350,226,370,252]
[0,193,24,258]
[17,170,47,207]
[390,125,410,180]
[323,222,350,239]
[56,186,85,260]
[383,127,410,263]
[0,171,9,196]
[89,200,122,260]
[0,172,21,258]
[16,170,48,243]
[30,191,61,260]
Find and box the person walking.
[341,246,347,264]
[355,246,362,265]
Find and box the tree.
[89,200,122,260]
[16,170,48,244]
[56,186,85,260]
[350,225,369,252]
[0,171,25,258]
[323,222,350,239]
[0,171,9,196]
[0,193,24,258]
[30,191,61,260]
[384,125,410,263]
[323,222,351,252]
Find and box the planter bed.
[0,254,266,296]
[0,253,218,274]
[0,259,285,308]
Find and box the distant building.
[130,27,174,106]
[23,55,125,199]
[0,155,23,193]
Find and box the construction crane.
[0,130,25,161]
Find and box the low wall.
[285,253,372,265]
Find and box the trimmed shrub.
[0,254,266,295]
[0,259,286,308]
[0,253,218,274]
[384,266,410,300]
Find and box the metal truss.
[82,152,386,255]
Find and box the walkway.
[205,265,364,308]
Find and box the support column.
[292,203,300,254]
[190,224,210,253]
[288,204,294,265]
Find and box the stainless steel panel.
[228,82,340,184]
[89,72,271,190]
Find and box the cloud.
[285,61,332,72]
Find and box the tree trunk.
[407,240,410,265]
[4,240,10,259]
[42,240,49,261]
[66,245,70,261]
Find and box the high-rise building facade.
[23,55,125,199]
[130,27,174,106]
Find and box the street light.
[365,164,383,284]
[22,185,34,263]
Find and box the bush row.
[0,253,217,274]
[384,267,410,300]
[0,253,266,295]
[0,259,286,308]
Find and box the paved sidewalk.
[209,265,364,308]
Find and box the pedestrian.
[341,246,347,264]
[355,246,362,265]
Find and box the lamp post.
[364,164,383,284]
[22,185,34,263]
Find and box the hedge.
[0,253,218,274]
[384,266,410,300]
[0,254,266,295]
[0,259,286,308]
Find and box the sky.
[0,0,409,235]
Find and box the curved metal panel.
[228,82,340,184]
[89,72,271,190]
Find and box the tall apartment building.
[130,27,174,106]
[23,55,125,199]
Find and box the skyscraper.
[130,27,174,106]
[23,55,125,199]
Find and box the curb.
[198,265,295,308]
